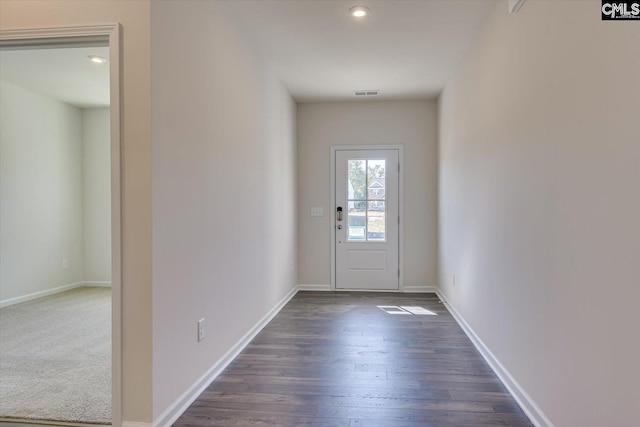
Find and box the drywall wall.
[82,108,111,284]
[438,1,640,425]
[297,100,438,289]
[0,99,112,297]
[151,0,296,419]
[0,1,153,422]
[0,80,83,303]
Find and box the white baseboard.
[83,281,112,287]
[152,285,300,427]
[0,281,84,308]
[298,284,440,293]
[436,289,554,427]
[297,283,331,291]
[403,285,439,293]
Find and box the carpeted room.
[0,287,111,424]
[0,46,112,424]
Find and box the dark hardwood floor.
[174,292,533,426]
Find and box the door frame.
[330,145,405,292]
[0,24,123,426]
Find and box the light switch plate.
[311,207,324,217]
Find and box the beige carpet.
[0,287,111,424]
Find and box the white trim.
[84,281,113,287]
[107,24,124,427]
[0,25,121,41]
[398,147,405,291]
[402,285,439,293]
[153,286,300,427]
[297,285,435,294]
[1,23,124,427]
[330,148,337,290]
[298,284,332,291]
[436,289,554,427]
[0,281,112,307]
[0,282,83,308]
[330,145,405,292]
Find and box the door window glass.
[347,159,386,242]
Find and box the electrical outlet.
[197,318,205,342]
[62,259,69,269]
[453,273,456,286]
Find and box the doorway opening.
[0,25,122,426]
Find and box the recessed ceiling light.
[349,5,369,18]
[88,55,107,64]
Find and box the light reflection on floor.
[377,305,437,315]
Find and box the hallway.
[175,292,532,426]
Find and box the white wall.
[297,100,438,289]
[151,0,297,419]
[1,1,153,422]
[82,108,111,283]
[438,1,640,426]
[0,80,84,302]
[0,87,112,302]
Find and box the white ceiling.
[0,46,110,108]
[0,1,498,106]
[223,0,499,102]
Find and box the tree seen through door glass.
[347,160,366,200]
[347,159,386,241]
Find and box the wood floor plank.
[173,292,532,426]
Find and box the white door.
[335,149,399,290]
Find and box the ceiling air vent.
[354,90,379,97]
